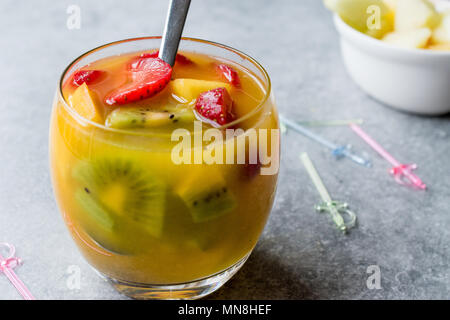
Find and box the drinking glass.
[49,37,280,299]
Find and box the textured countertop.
[0,0,449,300]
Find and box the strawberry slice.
[217,64,241,87]
[172,52,192,65]
[106,58,172,105]
[195,87,235,126]
[128,51,192,70]
[105,58,172,105]
[72,70,104,86]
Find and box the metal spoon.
[159,0,191,66]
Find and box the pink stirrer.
[350,124,426,190]
[0,243,35,300]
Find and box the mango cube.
[170,79,232,102]
[69,83,103,123]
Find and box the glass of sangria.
[50,37,280,299]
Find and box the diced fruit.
[75,189,114,231]
[244,161,261,179]
[382,28,432,49]
[105,58,172,105]
[75,189,147,255]
[428,43,450,51]
[432,12,450,44]
[195,87,235,126]
[172,52,193,65]
[69,83,103,123]
[75,189,133,254]
[383,0,397,11]
[73,158,167,238]
[174,167,237,223]
[170,79,232,102]
[72,70,104,86]
[395,0,440,32]
[129,51,193,69]
[323,0,338,10]
[217,64,241,87]
[325,0,393,39]
[106,107,195,129]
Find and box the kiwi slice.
[75,189,114,231]
[174,167,237,223]
[105,107,195,129]
[75,189,136,255]
[73,158,167,240]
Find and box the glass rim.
[58,36,272,137]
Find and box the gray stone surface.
[0,0,449,300]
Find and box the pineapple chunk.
[432,11,450,44]
[395,0,440,32]
[324,0,394,39]
[170,79,232,102]
[382,28,432,49]
[69,83,103,123]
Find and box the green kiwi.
[75,189,136,255]
[174,168,237,223]
[75,189,114,231]
[73,158,167,241]
[105,107,195,129]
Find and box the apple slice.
[395,0,440,32]
[432,11,450,44]
[383,0,397,11]
[324,0,394,39]
[382,28,432,49]
[323,0,338,10]
[170,79,232,102]
[69,83,103,123]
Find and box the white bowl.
[333,14,450,115]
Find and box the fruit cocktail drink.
[50,37,279,299]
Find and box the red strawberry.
[217,64,241,87]
[105,58,172,105]
[244,161,261,179]
[173,52,192,65]
[195,87,235,126]
[72,70,104,86]
[128,51,192,70]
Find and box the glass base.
[96,253,250,300]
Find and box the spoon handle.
[159,0,191,66]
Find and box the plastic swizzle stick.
[300,153,356,233]
[0,243,35,300]
[296,118,364,127]
[280,114,372,168]
[350,124,426,190]
[159,0,191,66]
